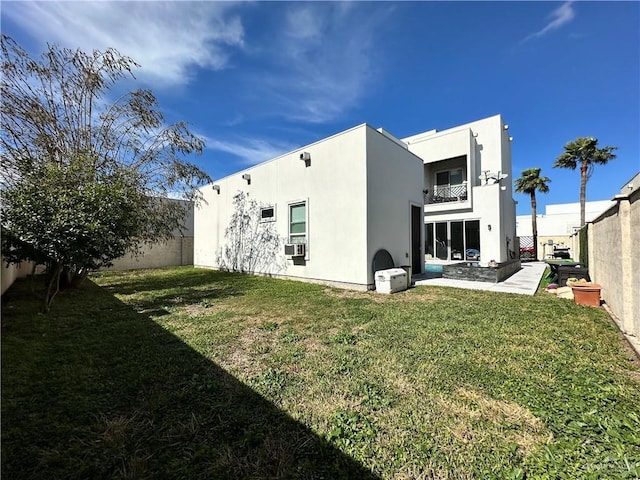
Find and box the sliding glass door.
[425,220,480,261]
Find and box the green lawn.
[2,267,639,479]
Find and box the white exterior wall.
[407,128,474,214]
[404,114,509,182]
[195,125,370,288]
[365,128,425,284]
[194,124,425,289]
[403,114,515,264]
[498,119,517,260]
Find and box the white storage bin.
[375,268,407,294]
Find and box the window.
[425,219,480,261]
[425,221,434,258]
[435,168,463,188]
[450,221,464,260]
[260,206,276,222]
[289,202,306,244]
[435,222,448,260]
[433,168,466,202]
[464,220,480,260]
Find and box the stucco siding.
[405,114,515,265]
[194,125,370,287]
[365,127,425,285]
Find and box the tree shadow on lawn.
[96,267,246,298]
[1,279,379,480]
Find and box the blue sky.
[2,1,638,215]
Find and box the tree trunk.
[580,161,588,227]
[531,192,538,260]
[44,262,63,313]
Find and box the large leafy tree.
[515,168,550,260]
[553,137,617,227]
[0,35,211,310]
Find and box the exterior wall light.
[299,151,311,167]
[488,224,492,231]
[242,174,251,185]
[212,185,220,194]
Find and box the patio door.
[411,205,422,273]
[426,220,481,261]
[435,222,448,260]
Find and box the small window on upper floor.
[260,206,276,222]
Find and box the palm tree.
[553,137,617,227]
[515,168,550,260]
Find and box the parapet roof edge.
[203,123,369,186]
[402,113,504,144]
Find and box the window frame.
[288,201,307,244]
[434,167,464,187]
[425,219,480,261]
[259,205,276,223]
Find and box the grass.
[2,266,639,479]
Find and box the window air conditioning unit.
[285,243,306,257]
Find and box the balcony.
[425,183,468,204]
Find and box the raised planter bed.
[443,259,521,283]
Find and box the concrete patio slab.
[414,262,547,296]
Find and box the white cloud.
[2,1,244,86]
[204,136,298,166]
[523,1,576,42]
[256,3,389,123]
[3,2,390,125]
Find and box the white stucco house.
[404,114,516,265]
[194,114,517,290]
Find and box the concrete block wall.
[107,237,194,271]
[588,187,639,338]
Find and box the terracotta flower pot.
[571,283,602,307]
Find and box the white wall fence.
[1,257,35,295]
[107,237,193,271]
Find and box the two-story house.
[194,114,517,290]
[404,114,517,266]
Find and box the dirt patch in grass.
[442,388,551,455]
[323,288,387,302]
[217,327,272,377]
[323,287,440,304]
[302,338,326,353]
[181,303,227,317]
